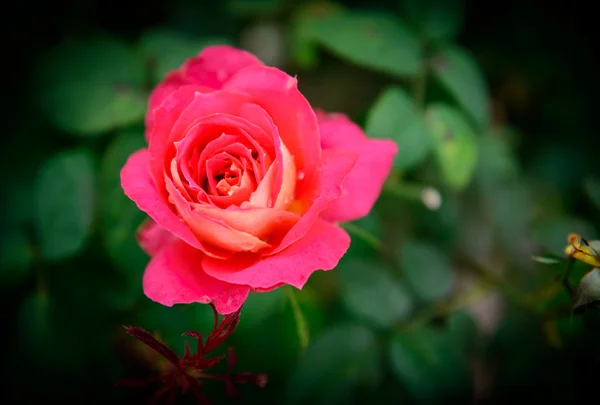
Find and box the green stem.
[560,258,575,296]
[412,65,427,110]
[285,286,309,353]
[340,222,383,252]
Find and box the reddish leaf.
[124,326,181,368]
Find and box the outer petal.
[202,219,350,289]
[120,148,202,250]
[270,148,357,255]
[223,66,321,201]
[143,238,251,314]
[146,45,263,139]
[137,219,178,256]
[317,112,397,223]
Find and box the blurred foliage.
[3,0,600,404]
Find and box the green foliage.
[389,324,472,404]
[34,149,96,261]
[0,229,33,286]
[431,45,490,127]
[34,38,147,136]
[402,0,466,41]
[397,240,455,302]
[366,87,431,170]
[285,323,380,405]
[339,256,414,328]
[298,10,422,77]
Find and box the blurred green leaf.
[35,38,146,136]
[446,310,478,354]
[432,45,489,127]
[531,255,563,265]
[0,228,33,286]
[474,134,519,187]
[237,289,286,331]
[583,178,600,212]
[339,257,413,329]
[227,0,288,15]
[402,0,465,41]
[99,129,148,277]
[389,324,472,403]
[572,268,600,309]
[366,87,431,170]
[425,103,478,190]
[138,28,229,83]
[290,1,343,69]
[302,11,422,77]
[532,216,597,257]
[285,323,380,405]
[35,149,96,261]
[397,239,455,302]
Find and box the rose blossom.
[121,45,397,314]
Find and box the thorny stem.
[284,286,309,353]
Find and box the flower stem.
[340,222,383,251]
[284,286,309,353]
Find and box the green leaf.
[34,38,146,136]
[397,239,455,302]
[584,177,600,212]
[474,134,519,187]
[339,257,413,328]
[285,323,380,405]
[290,2,343,69]
[432,45,490,127]
[0,228,33,286]
[303,11,422,77]
[138,28,229,83]
[99,129,148,277]
[425,103,478,190]
[446,311,478,354]
[237,288,286,330]
[532,216,597,257]
[389,325,472,403]
[572,268,600,309]
[366,87,431,170]
[531,255,564,265]
[402,0,465,41]
[35,149,96,261]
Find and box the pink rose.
[121,46,397,314]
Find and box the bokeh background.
[2,0,600,404]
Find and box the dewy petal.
[223,66,321,201]
[202,219,350,290]
[143,238,251,314]
[120,149,202,250]
[317,112,398,222]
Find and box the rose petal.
[317,112,398,222]
[137,219,178,256]
[223,66,321,201]
[121,149,202,250]
[143,238,251,314]
[165,176,272,253]
[146,45,263,139]
[269,148,358,255]
[148,87,253,200]
[202,219,350,289]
